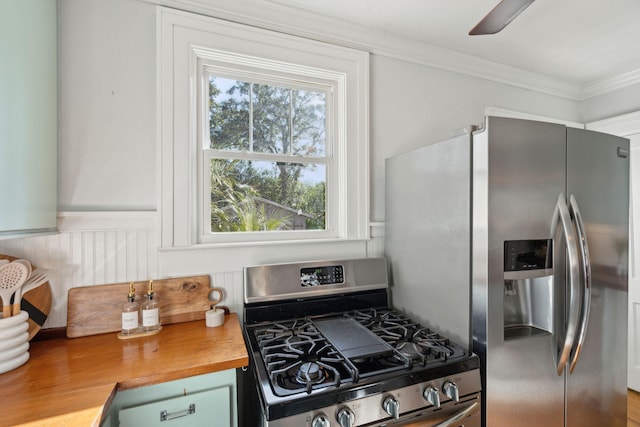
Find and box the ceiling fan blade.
[469,0,535,35]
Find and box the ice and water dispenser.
[503,239,554,340]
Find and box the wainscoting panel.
[368,222,385,258]
[0,212,159,328]
[210,270,244,317]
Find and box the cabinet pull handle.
[160,403,195,421]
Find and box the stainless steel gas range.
[241,257,481,427]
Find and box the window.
[159,8,370,246]
[204,75,328,235]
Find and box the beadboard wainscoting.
[0,213,385,329]
[0,212,159,328]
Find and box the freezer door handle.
[568,195,592,374]
[552,193,582,376]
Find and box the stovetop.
[246,307,468,398]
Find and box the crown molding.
[367,35,582,100]
[586,110,640,137]
[581,69,640,101]
[140,0,635,102]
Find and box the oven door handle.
[433,401,479,427]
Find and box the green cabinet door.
[119,386,231,427]
[0,0,57,237]
[101,370,238,427]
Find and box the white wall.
[369,55,581,221]
[57,0,156,211]
[2,0,639,329]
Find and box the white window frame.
[158,8,370,247]
[199,64,336,243]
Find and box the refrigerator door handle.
[552,193,582,376]
[568,195,592,374]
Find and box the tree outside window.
[206,76,328,233]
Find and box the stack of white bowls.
[0,310,29,374]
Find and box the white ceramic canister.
[206,308,225,327]
[0,310,30,374]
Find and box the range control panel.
[266,369,482,427]
[300,265,345,287]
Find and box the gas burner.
[377,324,463,366]
[347,309,465,366]
[259,324,357,396]
[414,329,456,357]
[255,319,321,348]
[395,341,428,360]
[348,308,413,330]
[348,308,388,327]
[296,361,322,384]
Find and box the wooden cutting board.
[0,254,52,341]
[66,275,220,338]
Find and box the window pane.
[210,159,326,232]
[292,89,326,157]
[208,76,326,157]
[252,83,289,154]
[209,76,249,150]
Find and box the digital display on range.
[300,265,345,287]
[504,239,553,272]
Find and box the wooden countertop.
[0,314,248,427]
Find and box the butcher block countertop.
[0,314,248,427]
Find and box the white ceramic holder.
[206,307,225,327]
[0,310,30,374]
[205,287,225,328]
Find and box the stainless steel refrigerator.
[385,116,629,426]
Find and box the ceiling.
[260,0,640,88]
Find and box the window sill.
[158,235,371,251]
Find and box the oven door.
[387,394,480,427]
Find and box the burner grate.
[255,319,357,396]
[347,308,466,366]
[256,319,320,346]
[248,309,467,398]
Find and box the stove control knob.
[337,407,355,427]
[383,396,400,419]
[423,386,441,408]
[443,381,460,402]
[312,414,331,427]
